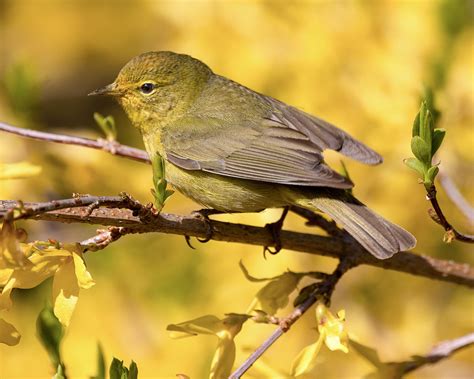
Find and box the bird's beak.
[88,82,121,97]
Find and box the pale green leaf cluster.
[94,112,117,141]
[151,152,174,211]
[404,99,445,189]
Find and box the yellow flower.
[291,303,348,376]
[0,224,95,346]
[316,303,349,353]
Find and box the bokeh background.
[0,0,473,377]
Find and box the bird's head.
[89,51,212,130]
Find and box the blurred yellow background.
[0,0,473,378]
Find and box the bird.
[89,51,416,259]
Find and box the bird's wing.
[266,97,382,165]
[161,77,382,188]
[162,115,352,189]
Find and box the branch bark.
[1,198,473,288]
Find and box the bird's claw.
[183,209,216,248]
[263,221,283,256]
[263,207,289,257]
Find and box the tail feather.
[295,192,416,259]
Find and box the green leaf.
[420,110,433,151]
[403,157,425,176]
[432,128,446,156]
[151,152,174,210]
[36,304,64,369]
[128,361,138,379]
[425,165,439,186]
[53,364,66,379]
[412,112,420,137]
[109,358,128,379]
[411,136,431,164]
[90,343,106,379]
[94,112,117,141]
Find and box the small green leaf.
[151,152,174,210]
[91,343,106,379]
[412,112,420,137]
[432,128,446,156]
[418,101,426,137]
[411,136,431,164]
[94,112,117,141]
[425,165,439,186]
[53,364,66,379]
[36,304,64,369]
[403,157,425,176]
[109,358,127,379]
[420,110,433,150]
[128,361,138,379]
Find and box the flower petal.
[72,252,95,289]
[0,318,21,345]
[52,258,79,327]
[290,333,325,377]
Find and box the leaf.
[410,136,431,165]
[36,304,64,368]
[411,112,420,137]
[420,110,433,151]
[151,153,174,210]
[431,128,446,156]
[290,333,325,377]
[209,332,236,379]
[425,165,439,185]
[403,157,425,176]
[52,258,79,327]
[0,162,42,180]
[349,338,383,369]
[239,261,276,282]
[91,343,106,379]
[0,318,21,345]
[167,315,222,338]
[253,271,302,315]
[109,358,126,379]
[52,364,66,379]
[94,112,117,141]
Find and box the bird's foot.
[184,209,221,248]
[263,207,289,256]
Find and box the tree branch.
[1,198,473,288]
[230,257,357,378]
[426,184,474,243]
[0,121,150,164]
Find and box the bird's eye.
[139,82,156,94]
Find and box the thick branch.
[0,121,150,164]
[1,199,473,288]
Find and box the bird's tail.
[290,189,416,259]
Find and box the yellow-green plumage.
[90,51,416,259]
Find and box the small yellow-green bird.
[90,51,415,259]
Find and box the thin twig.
[230,258,357,378]
[426,185,474,243]
[0,121,150,164]
[0,199,473,288]
[438,172,474,225]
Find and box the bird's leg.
[185,209,226,249]
[264,206,290,256]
